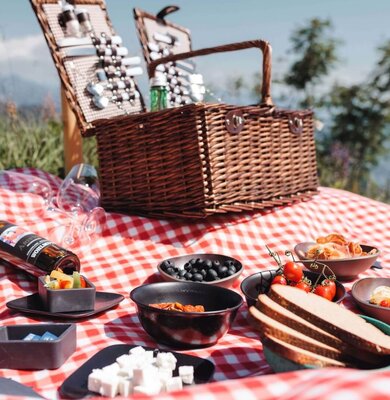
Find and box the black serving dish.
[0,323,76,369]
[157,253,243,288]
[130,282,243,348]
[38,275,96,313]
[60,344,215,399]
[240,269,346,308]
[6,292,124,319]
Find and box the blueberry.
[192,273,203,282]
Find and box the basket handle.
[148,39,273,106]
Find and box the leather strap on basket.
[148,39,274,106]
[156,5,180,22]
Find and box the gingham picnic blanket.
[0,168,389,400]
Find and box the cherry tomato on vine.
[294,280,312,293]
[322,279,336,298]
[314,284,334,301]
[271,275,288,285]
[379,299,390,308]
[283,261,303,283]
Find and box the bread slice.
[268,284,390,355]
[256,294,387,367]
[262,334,349,369]
[249,306,359,365]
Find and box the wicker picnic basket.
[31,1,319,218]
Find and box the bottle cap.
[150,75,167,87]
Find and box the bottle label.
[0,224,52,266]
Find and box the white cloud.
[0,34,58,85]
[0,34,45,60]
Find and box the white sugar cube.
[144,350,155,364]
[118,378,133,397]
[179,365,194,384]
[116,354,133,369]
[102,362,120,374]
[87,369,103,393]
[100,375,119,398]
[156,352,177,370]
[133,381,162,395]
[133,365,158,386]
[117,367,134,379]
[165,376,183,392]
[129,346,146,355]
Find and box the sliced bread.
[262,334,350,369]
[268,284,390,355]
[249,306,359,365]
[256,294,387,367]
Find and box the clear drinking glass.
[56,164,103,246]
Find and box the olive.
[178,269,187,277]
[228,265,237,274]
[166,267,176,276]
[192,273,203,282]
[200,269,207,277]
[212,260,220,269]
[206,269,218,281]
[184,272,193,280]
[218,265,228,277]
[160,260,172,271]
[204,260,213,269]
[226,269,236,276]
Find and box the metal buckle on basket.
[225,110,245,134]
[288,116,303,135]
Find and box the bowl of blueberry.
[157,254,243,288]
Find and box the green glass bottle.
[150,75,168,112]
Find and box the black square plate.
[60,344,215,399]
[6,292,124,319]
[0,378,44,398]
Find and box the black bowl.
[240,269,346,308]
[130,282,243,349]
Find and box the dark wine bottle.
[0,220,80,276]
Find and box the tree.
[319,84,388,193]
[284,18,339,108]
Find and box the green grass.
[0,116,97,178]
[0,114,388,203]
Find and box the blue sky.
[0,0,390,102]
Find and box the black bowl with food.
[130,282,243,349]
[240,269,346,308]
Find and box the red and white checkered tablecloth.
[0,168,389,400]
